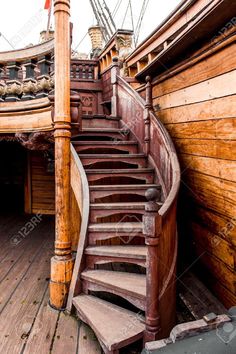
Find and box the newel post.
[144,76,152,156]
[50,0,74,310]
[143,188,162,343]
[111,57,120,116]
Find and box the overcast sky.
[0,0,181,53]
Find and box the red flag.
[44,0,51,10]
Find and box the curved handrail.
[117,75,180,217]
[0,39,54,64]
[67,143,90,312]
[116,73,180,335]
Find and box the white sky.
[0,0,181,54]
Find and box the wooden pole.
[50,0,74,310]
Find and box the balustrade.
[0,53,54,102]
[70,60,98,81]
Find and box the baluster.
[71,63,76,79]
[111,57,120,116]
[144,76,152,156]
[143,188,162,343]
[78,64,83,79]
[0,65,6,101]
[22,59,37,100]
[36,54,53,98]
[82,64,86,79]
[88,64,93,79]
[76,64,82,79]
[5,61,22,101]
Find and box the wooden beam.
[50,0,74,310]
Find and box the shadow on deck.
[0,214,101,354]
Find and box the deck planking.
[0,214,101,354]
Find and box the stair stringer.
[66,144,90,312]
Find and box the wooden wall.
[138,36,236,307]
[25,151,55,215]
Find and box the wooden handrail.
[115,70,180,340]
[67,143,90,312]
[0,39,54,64]
[116,74,180,216]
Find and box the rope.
[112,0,123,18]
[121,1,130,28]
[135,0,150,46]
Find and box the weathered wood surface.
[132,29,236,307]
[0,39,54,63]
[0,98,53,133]
[0,214,101,353]
[116,74,180,340]
[30,151,55,215]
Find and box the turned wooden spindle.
[50,0,74,310]
[111,56,120,116]
[143,187,162,343]
[144,75,152,156]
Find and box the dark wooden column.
[111,57,120,116]
[50,0,74,310]
[143,188,162,343]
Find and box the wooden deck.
[0,214,101,354]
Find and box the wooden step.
[73,295,145,352]
[73,128,130,142]
[85,245,147,268]
[90,202,146,222]
[88,222,144,244]
[90,184,161,202]
[82,270,146,310]
[73,141,138,154]
[79,154,146,168]
[82,114,121,129]
[85,168,154,184]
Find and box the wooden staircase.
[67,66,180,353]
[70,115,159,353]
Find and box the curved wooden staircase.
[67,65,180,353]
[71,117,154,353]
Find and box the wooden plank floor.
[0,214,101,354]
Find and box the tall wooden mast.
[50,0,74,309]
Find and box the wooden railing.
[111,60,180,339]
[0,40,54,102]
[71,59,98,81]
[67,144,90,311]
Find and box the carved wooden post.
[5,62,22,101]
[36,54,52,98]
[22,59,37,100]
[143,188,162,343]
[144,76,152,156]
[50,0,74,310]
[111,57,120,116]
